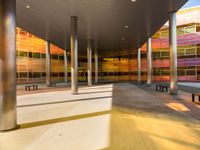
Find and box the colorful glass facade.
[140,6,200,82]
[98,6,200,82]
[16,27,65,83]
[16,6,200,83]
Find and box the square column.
[138,48,141,83]
[64,50,68,83]
[87,39,92,86]
[46,40,51,87]
[169,12,178,95]
[0,0,17,131]
[71,16,78,94]
[147,37,152,85]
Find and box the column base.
[46,81,51,87]
[0,124,18,132]
[71,92,78,95]
[170,89,178,95]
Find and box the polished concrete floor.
[0,83,200,150]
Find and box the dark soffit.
[16,0,188,54]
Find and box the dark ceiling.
[16,0,188,54]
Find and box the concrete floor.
[0,83,200,150]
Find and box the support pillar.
[94,44,98,83]
[147,37,152,86]
[64,50,68,83]
[71,16,78,94]
[128,53,131,81]
[0,0,17,131]
[169,12,178,95]
[46,40,51,87]
[138,48,141,83]
[87,39,92,86]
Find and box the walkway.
[0,83,199,150]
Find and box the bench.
[25,85,38,91]
[192,93,200,102]
[156,84,168,92]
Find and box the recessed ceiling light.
[122,38,125,41]
[131,0,136,2]
[26,5,30,9]
[125,25,129,28]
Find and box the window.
[19,51,28,57]
[153,52,160,59]
[177,28,184,35]
[178,69,185,76]
[185,69,196,76]
[59,72,64,77]
[42,72,46,77]
[41,54,46,58]
[185,48,196,55]
[33,72,41,78]
[185,26,195,34]
[178,49,185,56]
[161,52,169,58]
[19,72,27,78]
[161,70,169,76]
[153,69,160,76]
[51,55,58,60]
[32,53,41,58]
[160,31,168,37]
[59,55,64,60]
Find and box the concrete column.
[0,0,17,131]
[87,39,92,86]
[138,48,141,83]
[71,16,78,94]
[64,50,68,83]
[169,12,178,95]
[147,37,152,85]
[94,44,98,83]
[46,40,51,87]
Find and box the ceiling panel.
[16,0,188,54]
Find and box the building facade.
[16,6,200,84]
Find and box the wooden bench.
[156,84,168,92]
[25,85,38,91]
[192,93,200,102]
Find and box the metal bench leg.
[192,94,195,102]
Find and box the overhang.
[16,0,188,54]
